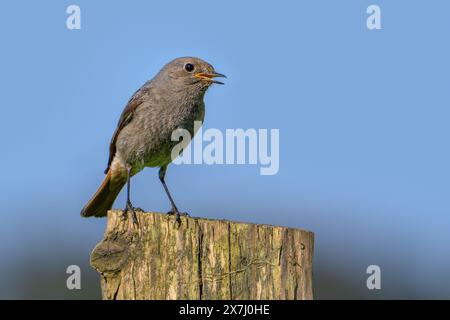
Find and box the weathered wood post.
[90,210,314,300]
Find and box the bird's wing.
[104,85,150,173]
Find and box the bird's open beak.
[194,72,226,85]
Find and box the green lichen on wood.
[90,211,314,300]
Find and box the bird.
[80,57,225,223]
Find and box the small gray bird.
[81,57,225,222]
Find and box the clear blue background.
[0,0,449,298]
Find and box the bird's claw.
[167,208,189,224]
[122,202,139,225]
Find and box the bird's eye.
[184,63,195,72]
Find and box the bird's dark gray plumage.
[81,57,225,221]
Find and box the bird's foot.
[122,201,139,225]
[167,208,189,224]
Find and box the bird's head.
[157,57,226,93]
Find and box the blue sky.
[0,1,449,298]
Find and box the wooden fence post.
[90,210,314,300]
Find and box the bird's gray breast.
[116,99,205,170]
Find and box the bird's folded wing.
[104,84,150,173]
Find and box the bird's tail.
[80,169,126,217]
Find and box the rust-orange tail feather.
[80,169,126,217]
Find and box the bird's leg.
[122,166,138,224]
[159,166,189,223]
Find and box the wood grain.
[90,210,314,300]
